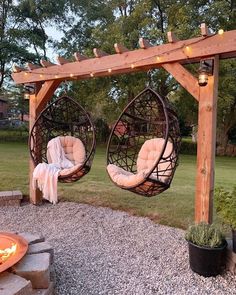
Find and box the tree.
[55,0,179,123]
[168,0,236,150]
[0,0,67,90]
[0,0,69,122]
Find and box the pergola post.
[195,55,219,223]
[29,84,43,205]
[29,80,60,204]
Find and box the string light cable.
[13,31,223,79]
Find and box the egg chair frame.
[29,95,96,183]
[106,88,181,197]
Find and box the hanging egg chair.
[29,96,96,183]
[106,87,181,197]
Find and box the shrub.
[0,129,28,142]
[185,222,225,248]
[180,140,197,155]
[215,187,236,229]
[94,118,110,143]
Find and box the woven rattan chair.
[106,88,181,197]
[29,96,96,183]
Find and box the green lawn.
[0,142,235,229]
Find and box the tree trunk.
[216,128,229,155]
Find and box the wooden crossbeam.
[167,31,178,43]
[56,56,70,65]
[27,63,41,70]
[93,48,109,57]
[13,65,25,73]
[139,38,152,49]
[162,63,199,101]
[40,59,55,67]
[12,29,236,84]
[74,52,88,61]
[114,43,129,54]
[200,23,211,37]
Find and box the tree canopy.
[2,0,236,150]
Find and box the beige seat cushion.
[107,164,147,188]
[59,163,82,177]
[47,136,86,177]
[107,138,174,187]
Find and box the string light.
[131,64,135,69]
[185,46,190,51]
[54,75,59,78]
[70,73,74,77]
[108,68,112,73]
[156,56,161,62]
[24,72,28,76]
[218,29,224,35]
[90,72,94,77]
[39,74,43,78]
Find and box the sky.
[44,26,64,62]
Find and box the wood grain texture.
[162,63,199,101]
[12,29,236,84]
[29,80,60,204]
[195,55,219,223]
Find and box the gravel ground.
[0,202,235,295]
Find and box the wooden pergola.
[12,23,236,223]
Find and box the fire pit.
[0,232,54,294]
[0,232,28,273]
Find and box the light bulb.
[218,29,224,35]
[198,72,208,87]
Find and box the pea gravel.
[0,202,235,295]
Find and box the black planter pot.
[232,229,236,253]
[188,240,227,277]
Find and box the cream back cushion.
[47,136,86,166]
[59,136,86,166]
[137,138,173,183]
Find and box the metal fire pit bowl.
[0,232,28,273]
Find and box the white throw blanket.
[33,137,74,204]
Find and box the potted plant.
[215,186,236,253]
[185,222,227,277]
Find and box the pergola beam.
[162,62,199,101]
[40,59,55,68]
[114,43,129,54]
[139,38,152,49]
[167,31,178,43]
[12,29,236,84]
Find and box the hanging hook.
[61,80,70,95]
[145,69,155,89]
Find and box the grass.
[0,142,235,229]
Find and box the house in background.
[0,97,8,119]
